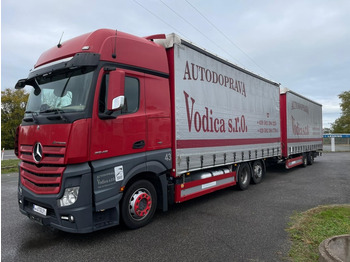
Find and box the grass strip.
[287,204,350,261]
[1,159,20,174]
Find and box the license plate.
[33,204,47,216]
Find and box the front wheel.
[121,180,157,229]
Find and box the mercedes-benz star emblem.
[33,142,43,163]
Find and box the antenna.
[112,30,117,59]
[57,32,64,48]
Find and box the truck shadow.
[20,187,238,250]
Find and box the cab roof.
[35,29,169,75]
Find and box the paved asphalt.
[1,152,350,262]
[1,150,17,161]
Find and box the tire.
[307,153,314,165]
[302,154,308,167]
[237,163,251,190]
[121,180,157,229]
[251,160,264,184]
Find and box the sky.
[1,0,350,128]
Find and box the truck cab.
[16,29,172,233]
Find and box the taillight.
[14,126,19,157]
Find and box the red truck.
[15,29,322,233]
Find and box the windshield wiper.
[40,108,68,122]
[24,111,39,124]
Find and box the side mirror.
[111,96,125,110]
[15,79,27,89]
[107,70,125,111]
[15,78,41,95]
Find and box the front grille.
[20,144,66,165]
[19,145,66,194]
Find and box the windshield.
[26,67,94,114]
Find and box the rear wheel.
[121,180,157,229]
[237,163,251,190]
[307,153,314,165]
[251,160,264,184]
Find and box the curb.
[319,234,350,262]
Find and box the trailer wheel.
[251,160,264,184]
[302,154,308,167]
[307,153,314,165]
[237,163,251,190]
[121,180,157,229]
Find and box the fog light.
[59,187,80,207]
[61,215,75,223]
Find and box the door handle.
[133,140,145,149]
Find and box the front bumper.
[18,162,122,233]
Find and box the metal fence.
[323,134,350,152]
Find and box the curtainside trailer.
[280,88,323,169]
[157,34,281,202]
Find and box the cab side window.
[99,75,140,117]
[121,77,139,114]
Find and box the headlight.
[59,187,80,207]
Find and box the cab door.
[90,68,146,161]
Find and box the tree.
[331,91,350,133]
[1,88,29,149]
